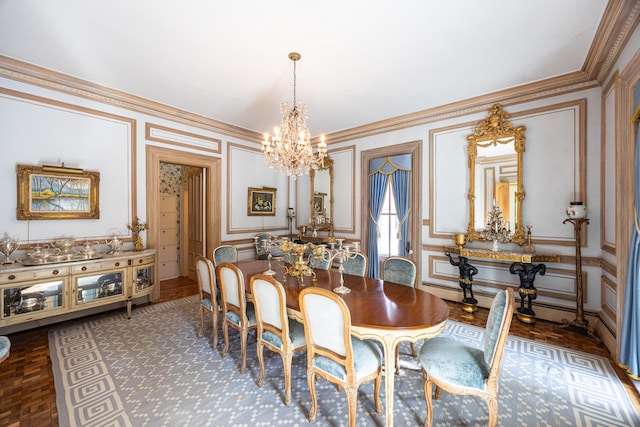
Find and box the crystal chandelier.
[262,52,327,179]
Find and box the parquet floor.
[0,277,638,426]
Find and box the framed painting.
[248,187,276,216]
[16,164,100,220]
[313,194,325,214]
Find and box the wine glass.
[1,234,20,265]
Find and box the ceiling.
[0,0,610,136]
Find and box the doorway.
[146,145,221,300]
[361,141,422,280]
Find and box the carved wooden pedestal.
[559,218,600,342]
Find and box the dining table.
[238,259,450,427]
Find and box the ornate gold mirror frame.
[466,104,526,244]
[309,157,333,231]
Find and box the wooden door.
[185,168,205,280]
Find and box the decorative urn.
[566,202,587,219]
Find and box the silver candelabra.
[253,234,283,276]
[322,239,361,294]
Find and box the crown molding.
[0,55,264,143]
[583,0,640,82]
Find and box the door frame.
[360,140,422,280]
[146,145,221,299]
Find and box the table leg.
[377,333,399,427]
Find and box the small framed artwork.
[313,194,324,214]
[16,164,100,220]
[248,187,276,216]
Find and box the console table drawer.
[0,266,69,283]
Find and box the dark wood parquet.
[0,276,637,426]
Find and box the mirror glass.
[467,104,526,244]
[309,157,333,231]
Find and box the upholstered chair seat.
[0,336,10,364]
[383,256,418,370]
[342,252,368,277]
[251,275,306,405]
[218,262,257,374]
[195,256,221,348]
[419,288,514,427]
[300,287,383,427]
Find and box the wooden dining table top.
[238,259,450,331]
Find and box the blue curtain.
[620,84,640,379]
[391,169,410,256]
[367,154,412,278]
[367,172,389,279]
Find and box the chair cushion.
[261,319,305,349]
[419,336,488,390]
[225,302,256,326]
[313,337,382,381]
[201,294,221,311]
[0,336,10,359]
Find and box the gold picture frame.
[248,187,276,216]
[16,164,100,220]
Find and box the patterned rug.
[49,295,640,426]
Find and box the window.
[377,180,399,258]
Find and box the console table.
[445,247,560,323]
[0,250,155,331]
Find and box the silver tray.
[19,254,104,266]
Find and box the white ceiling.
[0,0,609,136]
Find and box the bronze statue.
[446,252,478,304]
[510,262,546,315]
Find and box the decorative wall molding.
[146,123,221,154]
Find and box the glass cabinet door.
[134,266,153,292]
[75,271,125,304]
[2,279,65,319]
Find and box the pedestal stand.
[559,218,600,342]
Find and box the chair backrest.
[484,288,514,376]
[254,233,271,258]
[310,247,332,270]
[382,256,417,287]
[195,255,216,299]
[217,262,246,314]
[342,252,368,277]
[213,245,237,266]
[251,274,288,339]
[300,287,353,374]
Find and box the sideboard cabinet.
[0,250,155,330]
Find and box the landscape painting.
[16,164,100,220]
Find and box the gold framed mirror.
[466,104,526,244]
[309,157,333,230]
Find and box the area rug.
[49,296,640,426]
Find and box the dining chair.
[419,287,514,427]
[253,233,271,260]
[382,255,417,287]
[195,256,221,348]
[383,255,419,369]
[342,252,368,277]
[213,244,238,266]
[299,287,383,427]
[217,262,257,373]
[309,247,332,270]
[0,336,10,364]
[250,274,306,405]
